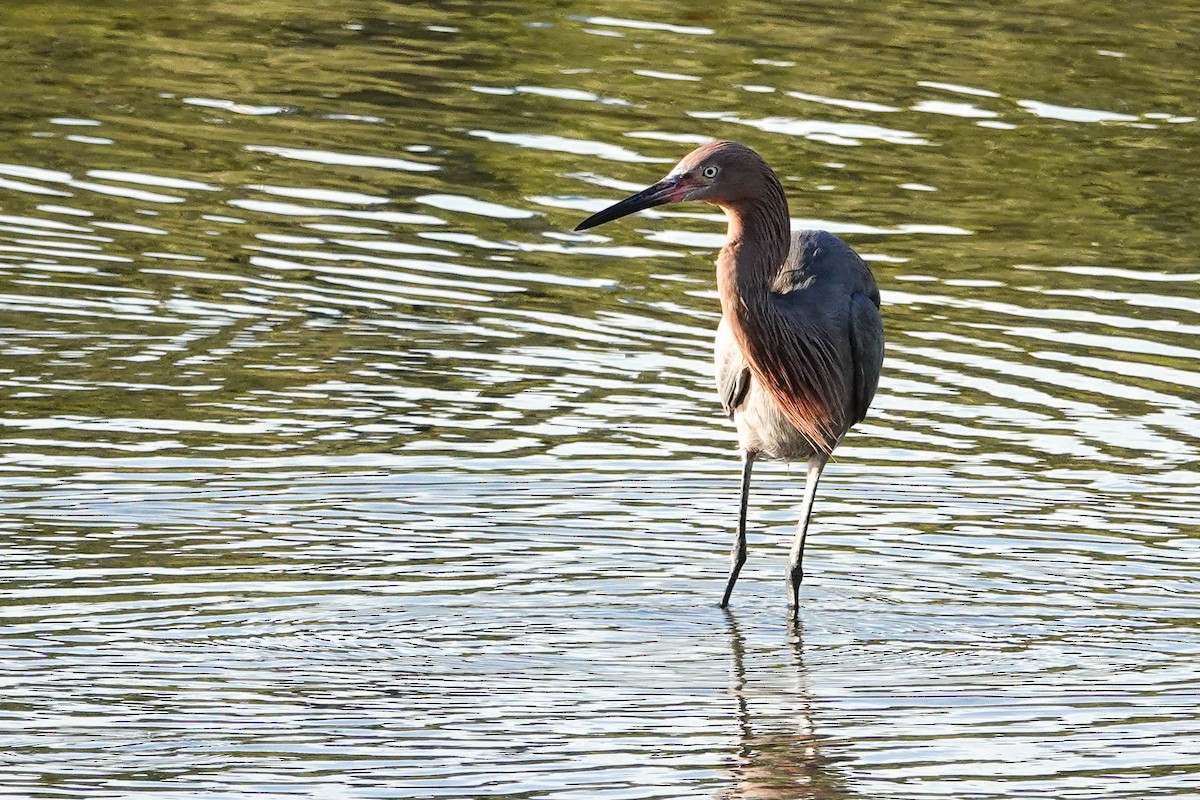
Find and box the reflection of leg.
[721,451,755,608]
[724,608,833,798]
[722,608,752,799]
[787,455,827,611]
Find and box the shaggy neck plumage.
[714,168,841,454]
[716,181,791,299]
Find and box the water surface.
[1,2,1198,798]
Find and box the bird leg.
[787,455,828,611]
[720,450,755,608]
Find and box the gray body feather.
[715,230,883,460]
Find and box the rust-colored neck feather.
[715,166,842,454]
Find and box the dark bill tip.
[573,177,684,232]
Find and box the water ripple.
[0,2,1197,798]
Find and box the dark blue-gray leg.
[720,450,755,608]
[787,455,827,611]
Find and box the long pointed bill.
[573,176,689,231]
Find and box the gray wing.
[848,290,884,425]
[714,318,751,419]
[776,230,884,428]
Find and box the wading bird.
[575,141,883,610]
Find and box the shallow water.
[1,2,1198,798]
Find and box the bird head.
[574,141,767,231]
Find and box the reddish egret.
[575,141,883,609]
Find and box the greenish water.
[0,2,1198,798]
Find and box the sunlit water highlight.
[0,2,1198,798]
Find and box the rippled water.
[1,2,1198,797]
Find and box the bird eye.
[702,165,719,179]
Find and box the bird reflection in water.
[715,612,852,800]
